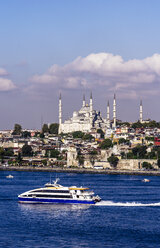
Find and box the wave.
[95,200,160,207]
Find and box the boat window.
[31,194,72,198]
[31,190,70,194]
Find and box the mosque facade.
[58,93,117,134]
[58,93,143,134]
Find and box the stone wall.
[117,159,158,170]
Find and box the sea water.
[0,171,160,248]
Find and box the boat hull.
[18,197,96,204]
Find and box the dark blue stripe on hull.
[18,197,95,204]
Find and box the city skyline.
[0,0,160,129]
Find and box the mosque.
[58,93,143,134]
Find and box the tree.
[72,131,84,139]
[5,148,14,157]
[126,152,134,159]
[97,129,104,138]
[132,145,147,159]
[108,155,119,168]
[22,144,33,156]
[99,139,112,149]
[42,159,47,166]
[83,133,94,141]
[118,138,127,144]
[46,149,60,158]
[17,152,22,164]
[0,147,5,160]
[40,133,45,138]
[131,121,143,129]
[120,152,125,159]
[145,136,154,141]
[142,161,153,170]
[77,155,84,166]
[22,131,31,138]
[157,159,160,168]
[42,124,49,133]
[49,123,59,134]
[13,124,22,135]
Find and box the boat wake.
[95,200,160,207]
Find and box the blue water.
[0,171,160,248]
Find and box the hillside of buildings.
[1,121,160,174]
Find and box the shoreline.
[0,166,160,176]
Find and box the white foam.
[95,200,160,207]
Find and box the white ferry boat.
[18,178,101,204]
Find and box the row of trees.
[121,145,160,160]
[42,123,59,135]
[117,120,160,129]
[71,131,94,141]
[99,138,129,149]
[12,123,59,137]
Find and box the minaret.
[140,100,143,123]
[90,92,93,128]
[107,100,110,128]
[113,94,116,128]
[59,93,62,126]
[82,94,85,107]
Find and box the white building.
[58,93,113,134]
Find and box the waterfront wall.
[117,159,158,170]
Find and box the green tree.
[5,148,14,157]
[142,161,153,170]
[72,131,84,139]
[126,152,134,159]
[120,152,125,159]
[17,152,22,164]
[83,133,94,141]
[77,155,84,166]
[49,123,59,134]
[0,147,5,161]
[145,136,154,141]
[22,131,31,138]
[118,138,127,144]
[40,133,45,138]
[42,159,47,166]
[147,151,156,159]
[99,139,112,149]
[97,129,104,138]
[42,124,49,133]
[46,149,60,158]
[131,121,143,129]
[132,145,147,159]
[157,159,160,168]
[13,124,22,135]
[108,155,119,168]
[22,144,33,156]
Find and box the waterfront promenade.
[1,165,160,176]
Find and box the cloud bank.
[0,67,16,91]
[31,53,160,98]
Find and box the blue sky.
[0,0,160,129]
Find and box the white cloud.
[0,78,16,91]
[0,68,8,76]
[30,53,160,98]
